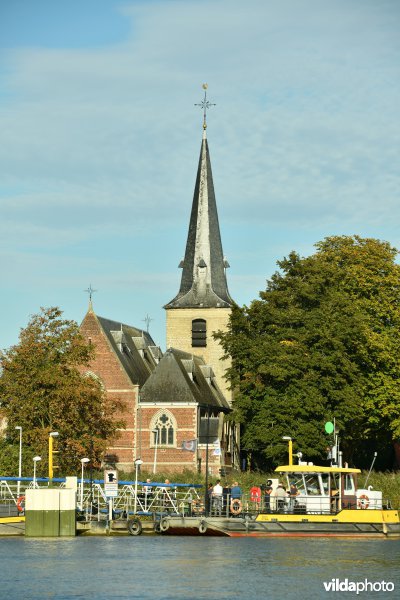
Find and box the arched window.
[84,371,105,392]
[192,318,206,347]
[152,412,175,446]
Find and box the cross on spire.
[195,83,216,130]
[84,284,97,310]
[142,314,153,333]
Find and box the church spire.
[165,86,233,310]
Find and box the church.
[80,88,239,475]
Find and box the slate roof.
[97,316,160,387]
[140,347,231,412]
[165,130,234,309]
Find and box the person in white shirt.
[212,480,223,516]
[275,483,287,512]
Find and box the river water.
[2,536,399,599]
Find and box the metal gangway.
[0,476,203,521]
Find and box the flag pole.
[204,407,210,516]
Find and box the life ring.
[358,494,369,509]
[127,518,142,536]
[250,487,261,503]
[230,498,242,515]
[160,517,170,532]
[198,521,207,534]
[16,495,25,513]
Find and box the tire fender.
[160,517,170,532]
[127,518,143,536]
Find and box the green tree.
[216,236,400,470]
[0,307,124,476]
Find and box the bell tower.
[165,85,234,402]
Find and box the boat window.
[344,474,355,493]
[304,474,321,495]
[320,474,329,495]
[287,474,306,495]
[331,473,340,491]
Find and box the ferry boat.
[157,462,400,537]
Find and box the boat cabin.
[273,464,379,513]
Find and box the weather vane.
[84,284,97,303]
[195,83,216,129]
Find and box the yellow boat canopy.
[275,465,361,474]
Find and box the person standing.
[276,482,287,512]
[163,479,173,511]
[264,480,273,512]
[231,481,242,499]
[143,478,152,494]
[142,478,153,509]
[206,483,213,515]
[289,482,298,513]
[212,480,223,516]
[229,481,243,516]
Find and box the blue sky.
[1,0,399,350]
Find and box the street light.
[33,456,42,488]
[152,428,159,474]
[15,426,22,499]
[80,458,90,511]
[282,436,293,466]
[134,458,143,515]
[48,431,59,483]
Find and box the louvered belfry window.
[192,318,206,347]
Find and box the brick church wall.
[139,405,223,475]
[80,310,138,471]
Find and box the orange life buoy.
[250,486,261,503]
[230,498,242,515]
[17,495,25,513]
[358,494,369,509]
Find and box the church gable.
[80,310,134,390]
[80,309,161,388]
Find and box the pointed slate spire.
[165,89,233,309]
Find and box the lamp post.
[80,458,90,511]
[152,428,159,474]
[15,426,22,499]
[282,436,293,466]
[48,431,59,484]
[33,456,41,488]
[134,459,143,515]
